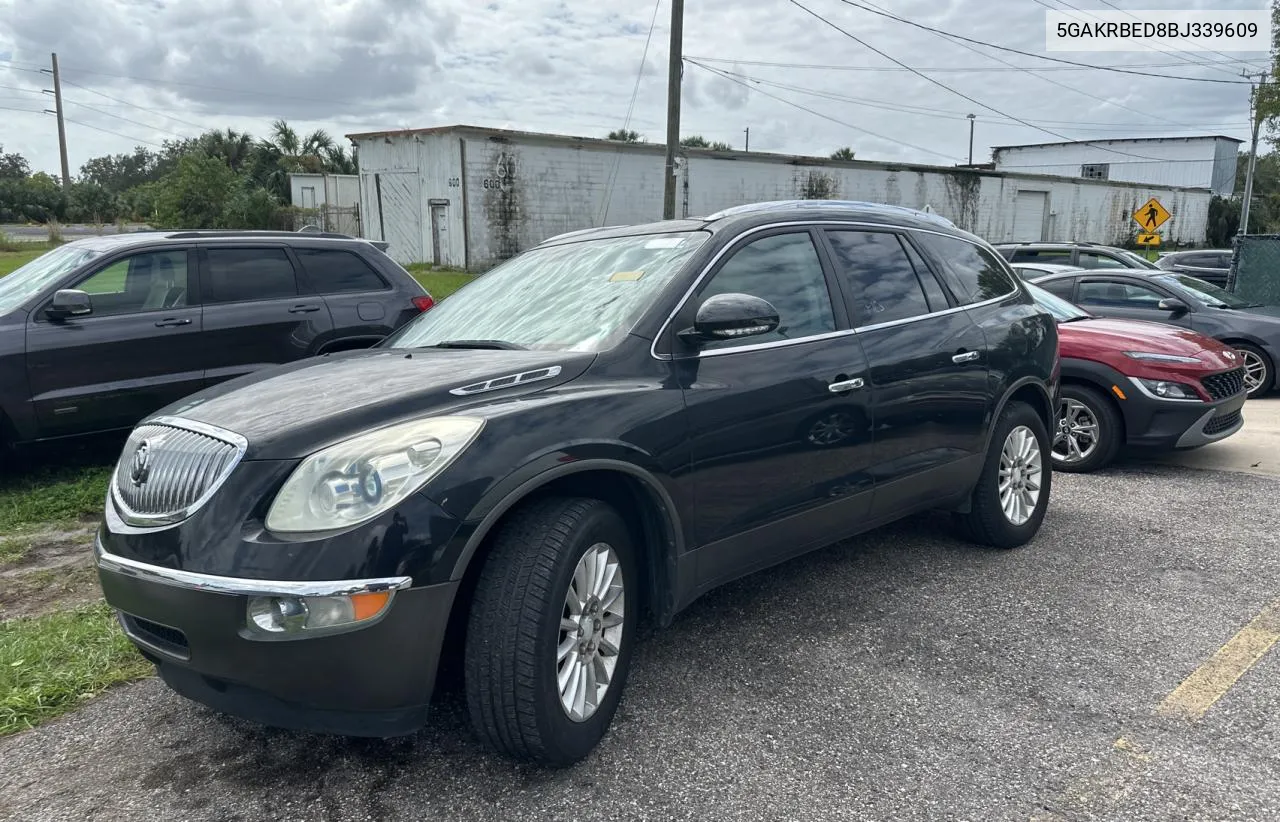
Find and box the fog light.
[245,591,392,638]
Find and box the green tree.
[67,181,117,223]
[79,147,160,194]
[0,145,29,180]
[830,147,856,161]
[153,153,238,228]
[607,129,641,142]
[222,179,280,229]
[680,135,733,151]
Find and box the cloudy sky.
[0,0,1269,177]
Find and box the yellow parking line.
[1157,597,1280,722]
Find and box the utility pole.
[662,0,684,220]
[47,53,71,189]
[1239,71,1267,237]
[744,127,750,152]
[966,114,976,166]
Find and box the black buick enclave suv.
[95,201,1059,766]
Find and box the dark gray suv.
[0,230,433,448]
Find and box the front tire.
[956,400,1051,549]
[464,497,638,766]
[1051,385,1122,473]
[1235,343,1273,398]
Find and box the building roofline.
[345,124,1220,194]
[992,134,1244,150]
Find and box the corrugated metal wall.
[352,129,1212,270]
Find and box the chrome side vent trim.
[450,365,563,396]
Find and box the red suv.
[1025,282,1246,472]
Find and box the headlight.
[265,416,484,533]
[1123,351,1201,364]
[1133,378,1201,401]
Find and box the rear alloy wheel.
[1236,343,1273,398]
[956,400,1052,549]
[1051,385,1122,473]
[464,497,637,766]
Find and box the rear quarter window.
[914,233,1020,305]
[296,248,388,293]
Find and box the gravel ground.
[2,463,1278,822]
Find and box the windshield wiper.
[1060,316,1093,323]
[430,339,528,350]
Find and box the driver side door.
[25,247,205,438]
[1072,276,1192,329]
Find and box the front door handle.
[289,304,321,314]
[828,377,865,393]
[154,318,192,327]
[952,350,981,364]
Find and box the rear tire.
[956,401,1051,549]
[1235,343,1273,398]
[1051,385,1122,473]
[464,497,638,766]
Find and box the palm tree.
[830,147,856,161]
[200,129,254,171]
[260,120,336,172]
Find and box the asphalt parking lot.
[2,403,1278,822]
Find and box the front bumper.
[1122,385,1247,450]
[96,536,460,737]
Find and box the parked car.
[993,242,1159,271]
[1026,268,1280,398]
[1009,262,1087,281]
[1154,248,1232,287]
[1024,282,1246,472]
[94,200,1059,766]
[0,230,433,448]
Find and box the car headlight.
[1123,351,1201,364]
[1133,378,1201,401]
[265,416,484,533]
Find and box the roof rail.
[539,225,627,244]
[163,229,357,240]
[704,200,957,228]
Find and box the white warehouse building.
[346,125,1216,270]
[991,136,1241,196]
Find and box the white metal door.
[379,172,424,264]
[1012,191,1048,242]
[430,204,448,266]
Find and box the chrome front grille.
[112,417,247,527]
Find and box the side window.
[698,232,836,350]
[915,233,1019,305]
[204,248,297,303]
[72,249,190,317]
[296,248,387,294]
[900,237,949,310]
[1213,253,1232,269]
[826,230,931,325]
[1079,252,1128,270]
[1010,249,1072,264]
[1076,279,1165,308]
[1038,279,1076,300]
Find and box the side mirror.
[680,293,780,343]
[46,289,92,319]
[1157,297,1189,314]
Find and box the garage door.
[1012,191,1048,242]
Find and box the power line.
[830,0,1254,84]
[686,59,962,161]
[0,83,42,95]
[1089,0,1262,77]
[0,105,44,115]
[59,95,190,139]
[601,0,664,223]
[685,55,1263,73]
[61,115,165,148]
[790,0,1188,163]
[57,77,209,132]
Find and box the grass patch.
[0,535,32,566]
[0,465,112,533]
[406,263,475,301]
[0,247,49,277]
[0,602,150,736]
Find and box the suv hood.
[1059,317,1227,358]
[153,348,594,459]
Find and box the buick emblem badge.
[130,440,151,486]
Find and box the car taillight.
[412,295,434,313]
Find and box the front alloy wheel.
[558,543,625,722]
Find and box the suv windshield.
[386,231,709,352]
[1026,281,1091,322]
[0,244,103,315]
[1156,273,1257,308]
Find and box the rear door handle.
[952,350,981,364]
[289,304,321,314]
[154,318,191,327]
[828,377,865,393]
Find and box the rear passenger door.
[1073,276,1192,328]
[198,245,336,386]
[821,228,989,512]
[294,247,407,346]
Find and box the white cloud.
[0,0,1265,175]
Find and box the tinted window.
[1213,253,1232,269]
[1010,249,1073,264]
[1076,279,1166,308]
[1078,252,1129,270]
[72,249,190,317]
[699,232,836,350]
[1038,278,1076,300]
[296,248,386,293]
[826,230,931,325]
[901,238,949,310]
[204,248,296,303]
[916,234,1019,305]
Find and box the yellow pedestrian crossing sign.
[1135,232,1161,247]
[1133,198,1170,231]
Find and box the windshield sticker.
[643,237,685,249]
[609,270,645,282]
